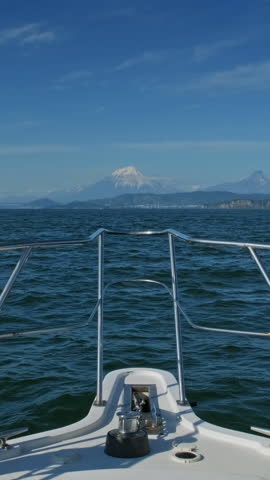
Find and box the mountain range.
[32,168,270,202]
[1,167,270,207]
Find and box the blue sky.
[1,0,270,193]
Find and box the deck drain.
[172,449,202,464]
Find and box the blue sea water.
[0,208,269,436]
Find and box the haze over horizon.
[1,0,270,193]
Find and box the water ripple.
[0,209,269,435]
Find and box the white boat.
[0,228,269,480]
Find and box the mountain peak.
[207,170,270,194]
[112,166,150,188]
[112,166,142,177]
[247,170,268,184]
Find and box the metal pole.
[248,247,270,289]
[96,232,104,406]
[0,247,32,311]
[168,233,187,405]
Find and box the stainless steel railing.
[0,228,270,407]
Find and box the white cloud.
[0,145,83,155]
[186,60,270,91]
[113,50,167,71]
[114,140,270,151]
[21,31,55,45]
[193,38,245,63]
[59,70,92,83]
[54,70,92,89]
[0,23,56,46]
[0,24,36,44]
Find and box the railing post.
[168,233,187,405]
[96,232,104,406]
[0,247,32,311]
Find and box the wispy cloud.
[59,70,92,83]
[21,31,55,45]
[114,140,270,151]
[193,38,245,63]
[14,120,40,128]
[186,60,270,91]
[0,23,56,46]
[89,7,136,21]
[54,69,92,89]
[0,145,83,155]
[113,50,168,72]
[2,120,40,129]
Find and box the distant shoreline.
[1,205,270,211]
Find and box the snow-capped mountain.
[112,166,152,188]
[47,166,183,202]
[206,170,270,194]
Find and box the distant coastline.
[2,192,270,210]
[205,199,270,209]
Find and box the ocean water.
[0,208,269,436]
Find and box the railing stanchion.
[0,247,32,311]
[96,232,105,406]
[168,233,187,405]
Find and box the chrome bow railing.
[0,228,270,407]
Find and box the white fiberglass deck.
[1,368,269,480]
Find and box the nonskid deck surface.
[0,368,269,480]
